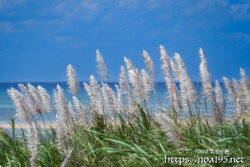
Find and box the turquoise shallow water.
[0,82,235,125]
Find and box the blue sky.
[0,0,249,82]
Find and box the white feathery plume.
[115,85,124,112]
[27,83,42,106]
[233,78,244,97]
[61,149,73,167]
[96,49,109,81]
[155,112,182,142]
[124,57,135,70]
[175,53,198,101]
[33,120,42,143]
[160,45,181,110]
[240,68,249,84]
[240,68,250,92]
[67,102,74,129]
[54,84,70,126]
[110,87,119,122]
[68,102,76,122]
[18,84,36,106]
[233,78,241,93]
[223,77,237,103]
[170,57,180,81]
[7,88,32,123]
[142,50,155,75]
[84,76,105,115]
[37,85,54,113]
[174,53,198,110]
[27,125,38,167]
[160,45,170,74]
[199,48,221,122]
[240,68,250,110]
[223,77,244,119]
[233,78,248,112]
[124,57,144,102]
[173,54,189,111]
[110,86,118,106]
[141,69,154,100]
[119,66,131,94]
[160,46,181,111]
[127,91,137,113]
[215,81,226,119]
[127,68,144,103]
[199,48,214,100]
[124,57,144,105]
[73,96,88,126]
[119,66,136,112]
[88,75,105,115]
[89,75,103,101]
[18,84,39,115]
[66,64,80,96]
[83,82,95,102]
[160,45,171,89]
[27,83,44,115]
[236,97,243,119]
[55,114,65,150]
[83,82,96,114]
[101,83,116,115]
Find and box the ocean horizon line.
[0,81,224,84]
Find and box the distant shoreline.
[0,124,57,129]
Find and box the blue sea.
[0,82,235,126]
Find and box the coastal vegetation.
[0,46,249,166]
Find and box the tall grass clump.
[0,46,249,167]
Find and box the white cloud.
[227,32,250,43]
[82,0,99,12]
[118,0,138,8]
[0,21,21,33]
[0,0,249,35]
[230,2,250,20]
[43,0,101,21]
[0,0,28,11]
